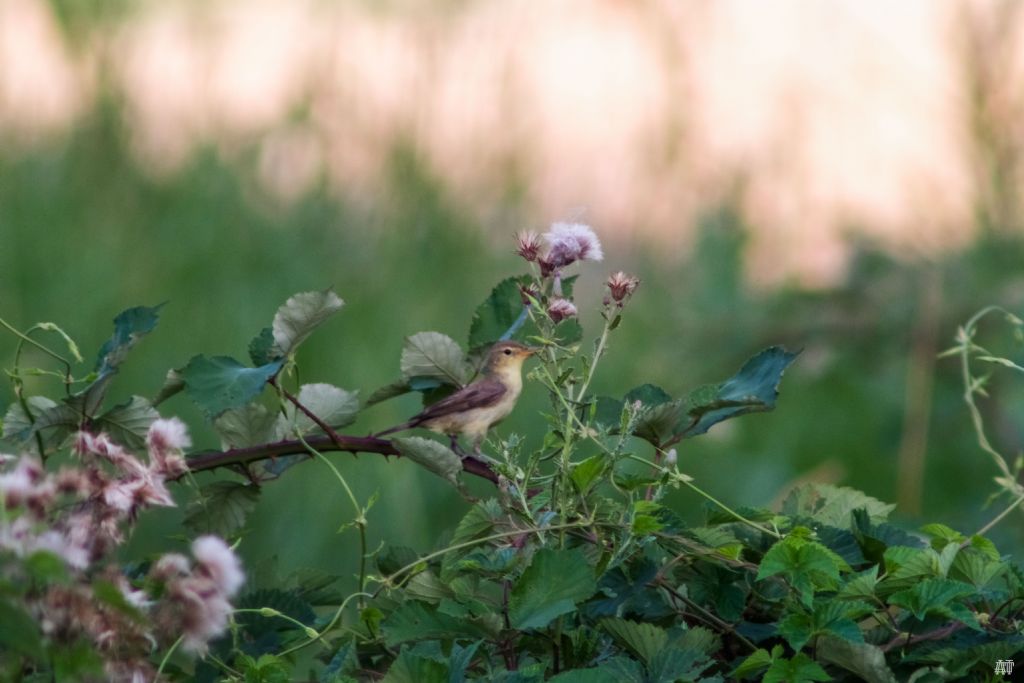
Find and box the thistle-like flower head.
[514,231,543,262]
[540,222,603,273]
[606,271,640,303]
[547,298,578,323]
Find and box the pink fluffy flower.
[541,223,604,270]
[191,536,245,597]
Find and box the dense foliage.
[2,228,1023,681]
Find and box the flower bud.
[547,298,578,323]
[514,231,543,262]
[607,271,640,303]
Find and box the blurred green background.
[3,0,1024,581]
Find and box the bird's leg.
[448,433,469,458]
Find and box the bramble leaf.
[249,326,281,366]
[400,332,470,387]
[763,653,830,683]
[888,578,980,629]
[381,648,448,683]
[214,403,280,449]
[601,618,667,663]
[758,536,842,606]
[680,346,799,438]
[183,480,261,539]
[94,395,158,450]
[468,276,531,350]
[94,304,164,379]
[271,289,344,356]
[279,383,359,436]
[818,635,898,683]
[181,355,283,419]
[381,601,492,646]
[784,483,894,527]
[510,548,597,629]
[392,436,463,487]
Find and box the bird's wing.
[411,379,507,424]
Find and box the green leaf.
[94,395,158,450]
[322,639,356,680]
[838,565,880,600]
[405,571,454,604]
[548,670,618,683]
[400,332,469,387]
[1,396,70,454]
[881,546,941,593]
[214,403,281,449]
[92,579,145,623]
[783,484,895,527]
[601,618,667,663]
[510,548,597,629]
[381,648,448,683]
[365,379,413,407]
[283,383,359,434]
[51,641,104,679]
[632,500,665,535]
[181,355,283,419]
[94,304,164,378]
[24,550,69,584]
[0,600,44,659]
[152,368,185,407]
[451,498,503,545]
[237,653,290,683]
[183,480,261,539]
[758,536,841,607]
[468,276,531,350]
[571,455,607,493]
[624,384,673,408]
[381,601,492,646]
[680,346,799,437]
[621,384,681,446]
[249,327,281,366]
[818,635,898,683]
[763,653,830,683]
[272,289,344,356]
[888,578,980,628]
[392,436,463,487]
[733,647,776,680]
[779,600,865,652]
[950,548,1006,588]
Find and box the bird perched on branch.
[376,341,537,456]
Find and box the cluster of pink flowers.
[0,418,244,681]
[515,222,639,323]
[516,222,604,277]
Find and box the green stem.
[276,591,374,658]
[1,316,73,374]
[964,491,1024,545]
[233,607,320,639]
[380,520,598,589]
[958,307,1017,482]
[296,434,369,607]
[574,315,612,404]
[681,478,781,539]
[155,635,184,680]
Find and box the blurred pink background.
[2,0,1020,285]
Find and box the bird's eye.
[503,348,512,356]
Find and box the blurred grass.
[3,103,1024,582]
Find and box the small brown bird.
[377,341,537,455]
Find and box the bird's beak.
[525,346,540,356]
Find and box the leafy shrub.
[1,226,1022,681]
